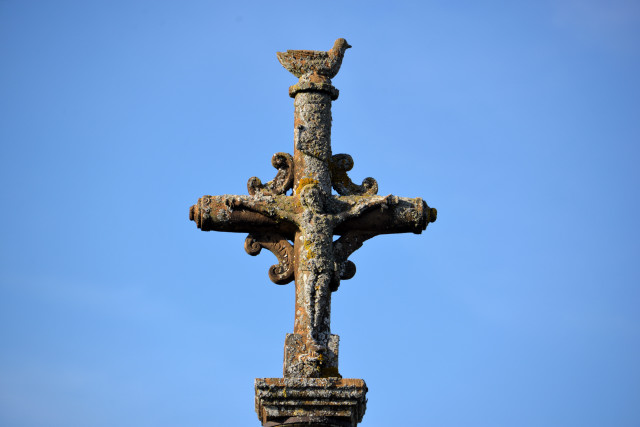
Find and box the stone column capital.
[289,81,339,100]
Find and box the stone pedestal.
[283,333,340,378]
[255,378,367,427]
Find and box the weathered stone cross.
[189,39,436,426]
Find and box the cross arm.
[333,196,436,236]
[189,194,297,238]
[190,194,435,236]
[328,196,436,288]
[335,194,396,223]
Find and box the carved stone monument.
[189,38,437,427]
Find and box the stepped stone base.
[255,378,367,427]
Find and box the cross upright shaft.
[291,79,335,334]
[189,38,437,426]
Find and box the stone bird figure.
[277,38,352,79]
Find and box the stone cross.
[189,38,436,427]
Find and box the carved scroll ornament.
[244,232,294,285]
[330,232,376,291]
[247,152,294,196]
[329,154,378,196]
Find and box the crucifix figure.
[189,38,436,426]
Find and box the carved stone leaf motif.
[244,232,294,285]
[329,154,378,196]
[247,152,294,196]
[330,232,376,291]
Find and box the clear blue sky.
[1,1,639,426]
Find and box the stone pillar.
[288,77,339,378]
[255,76,367,427]
[291,76,337,196]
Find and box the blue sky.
[1,1,639,426]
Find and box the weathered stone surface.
[284,333,339,378]
[190,194,435,239]
[255,378,366,427]
[277,38,351,79]
[187,38,437,426]
[329,154,378,196]
[248,152,294,196]
[245,233,294,285]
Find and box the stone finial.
[276,38,351,80]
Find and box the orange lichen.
[296,177,319,194]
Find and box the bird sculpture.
[277,38,352,79]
